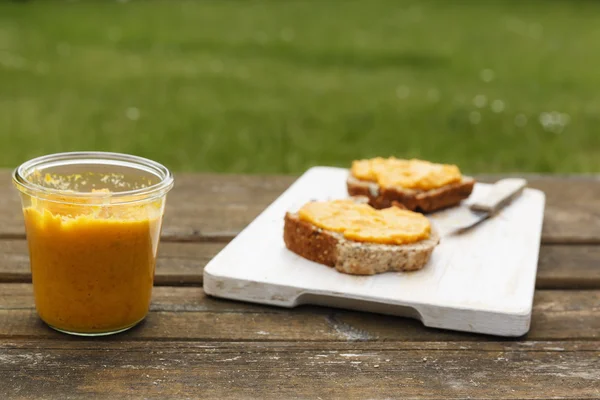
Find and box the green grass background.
[1,0,599,174]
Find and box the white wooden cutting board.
[204,167,546,337]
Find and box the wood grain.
[1,171,598,399]
[536,245,600,289]
[480,175,600,244]
[2,240,599,289]
[0,285,597,341]
[0,170,294,241]
[0,240,221,286]
[2,170,600,243]
[0,340,598,399]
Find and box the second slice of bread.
[347,174,475,212]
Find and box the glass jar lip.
[12,151,174,204]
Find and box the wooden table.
[0,172,599,399]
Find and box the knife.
[444,178,528,234]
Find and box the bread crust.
[283,212,439,275]
[283,212,338,268]
[347,175,475,212]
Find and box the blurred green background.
[1,0,598,174]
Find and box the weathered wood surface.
[0,171,294,241]
[478,175,600,244]
[0,240,222,286]
[2,171,600,243]
[2,240,599,289]
[536,244,600,288]
[1,285,598,341]
[1,172,599,399]
[0,340,598,400]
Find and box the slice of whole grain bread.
[283,212,440,275]
[347,174,475,213]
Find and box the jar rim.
[12,151,174,204]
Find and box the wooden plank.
[0,285,597,341]
[0,240,29,283]
[2,240,599,289]
[0,240,221,286]
[536,245,600,289]
[481,175,600,244]
[2,171,600,243]
[0,170,295,241]
[0,340,598,399]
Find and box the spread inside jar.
[21,173,164,334]
[298,199,430,245]
[351,157,462,191]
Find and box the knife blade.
[443,178,527,234]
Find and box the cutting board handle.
[470,178,527,214]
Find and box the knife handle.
[470,178,527,214]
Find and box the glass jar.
[12,152,174,336]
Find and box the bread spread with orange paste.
[351,157,462,191]
[297,199,430,245]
